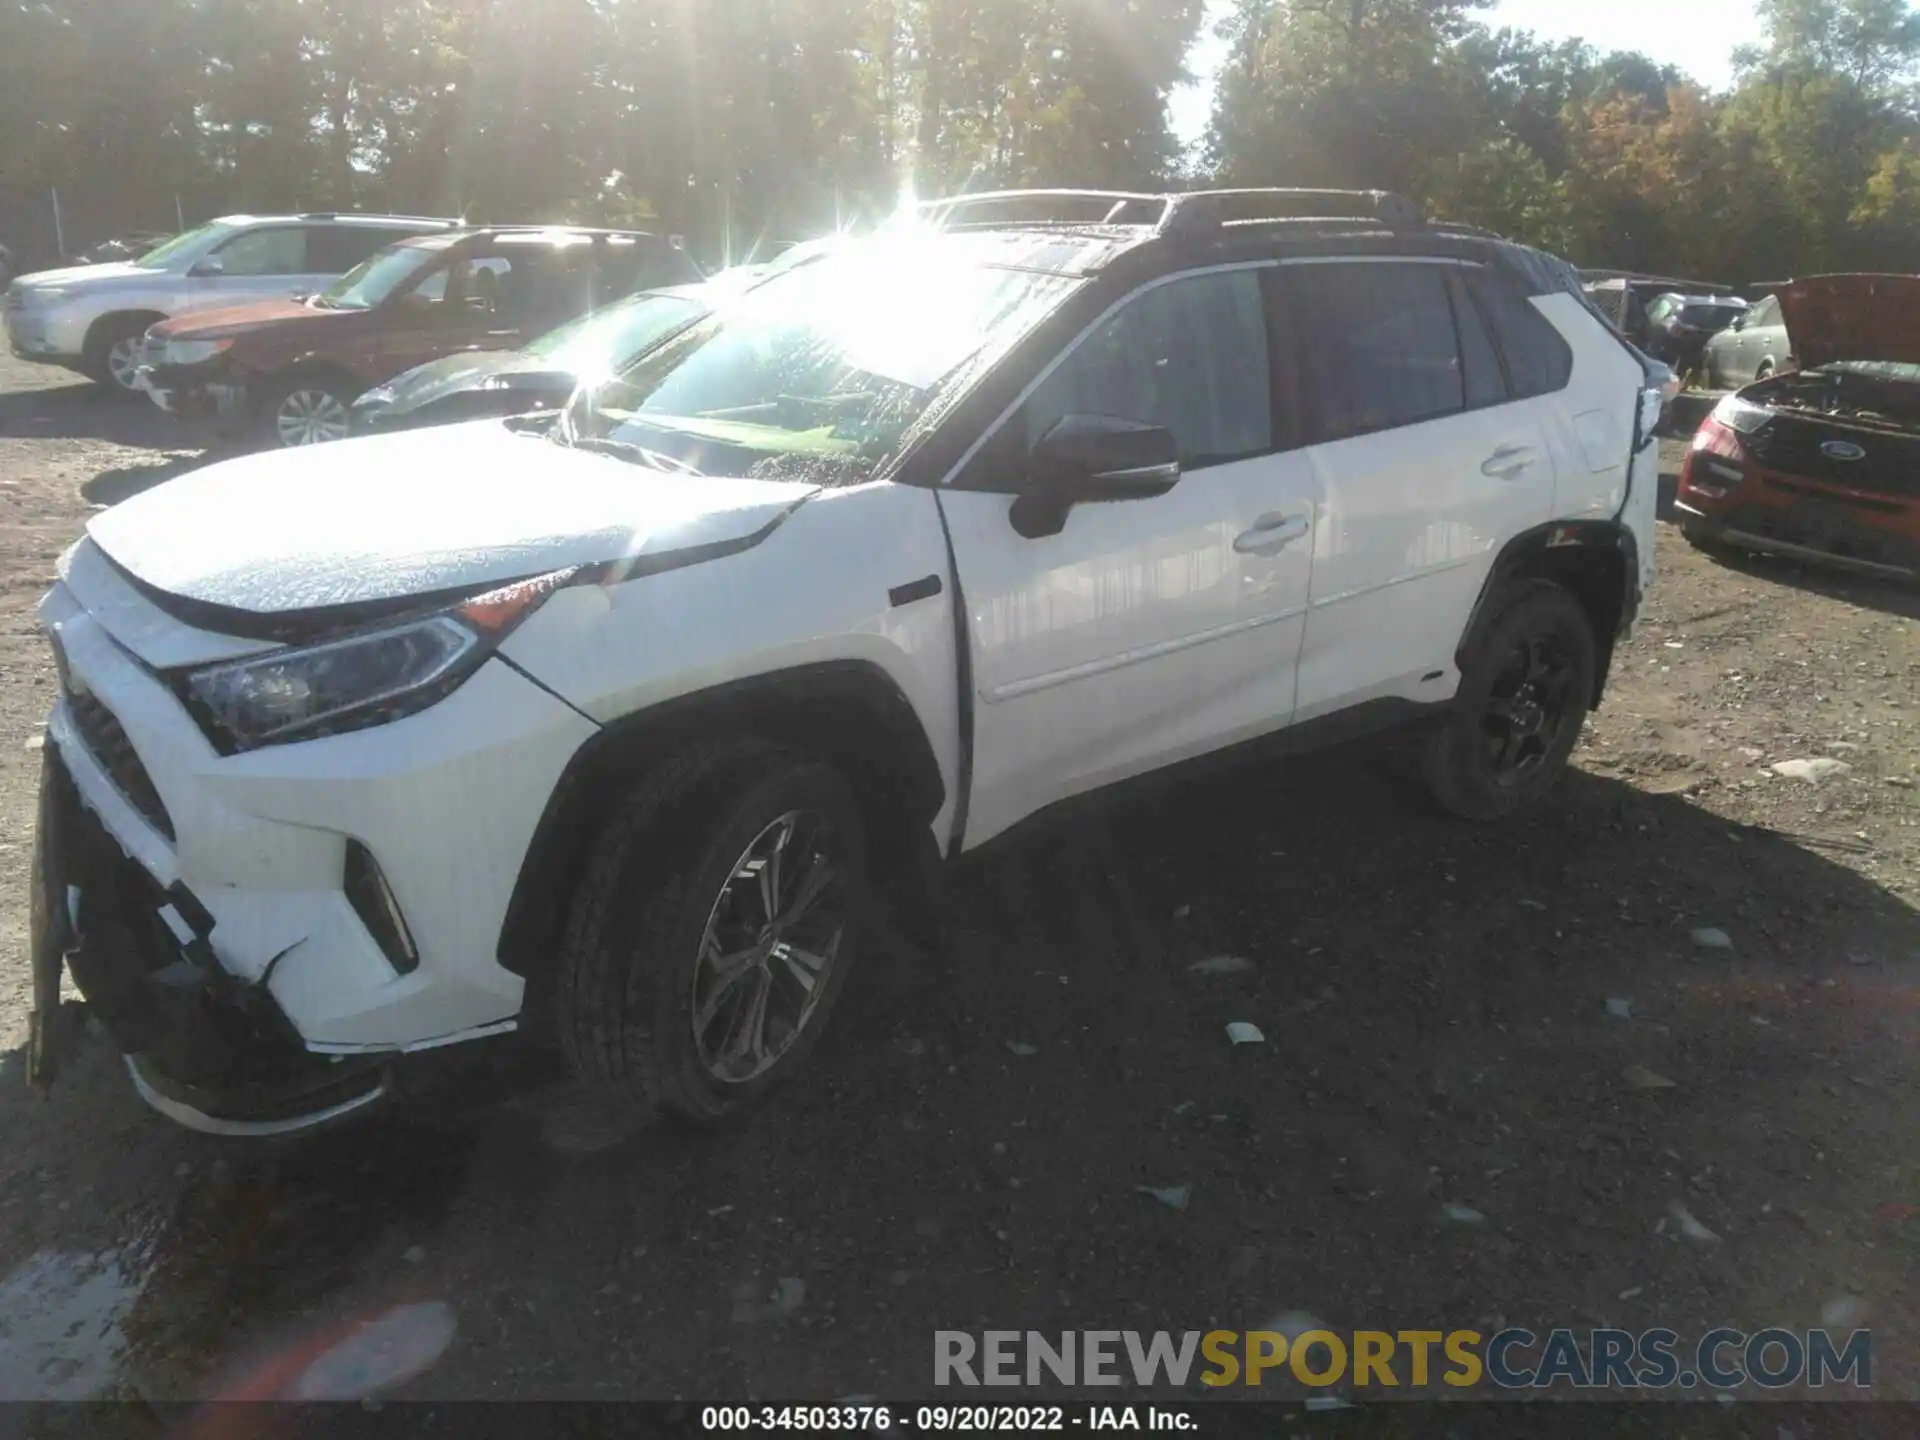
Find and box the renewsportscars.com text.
[934,1327,1872,1392]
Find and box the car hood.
[15,261,152,291]
[369,351,564,413]
[84,421,818,621]
[151,298,332,341]
[1773,274,1920,370]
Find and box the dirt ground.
[0,351,1916,1421]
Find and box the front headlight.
[1710,394,1773,435]
[159,337,232,366]
[180,570,577,751]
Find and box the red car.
[136,226,700,447]
[1676,274,1920,580]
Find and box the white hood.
[85,421,818,616]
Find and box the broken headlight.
[182,571,576,751]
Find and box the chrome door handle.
[1234,511,1311,555]
[1481,444,1535,481]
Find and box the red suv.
[1676,273,1920,580]
[136,226,701,446]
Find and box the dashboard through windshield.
[564,244,1078,482]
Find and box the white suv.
[28,189,1665,1134]
[4,213,457,393]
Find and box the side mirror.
[189,256,224,278]
[1728,314,1746,331]
[1009,414,1181,539]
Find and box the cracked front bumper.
[32,558,600,1132]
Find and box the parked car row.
[26,186,1668,1136]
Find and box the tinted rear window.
[1465,269,1573,399]
[1683,303,1744,328]
[1288,262,1465,442]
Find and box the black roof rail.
[917,190,1175,229]
[912,185,1428,238]
[1161,188,1423,236]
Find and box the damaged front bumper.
[30,746,390,1134]
[135,356,248,426]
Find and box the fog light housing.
[344,840,418,976]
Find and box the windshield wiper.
[563,435,704,476]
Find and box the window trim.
[1461,264,1576,403]
[942,260,1286,493]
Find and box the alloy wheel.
[106,337,144,392]
[1479,633,1578,785]
[689,809,848,1085]
[275,387,352,447]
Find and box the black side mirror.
[1009,414,1181,539]
[189,256,225,278]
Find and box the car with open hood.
[136,226,702,446]
[28,188,1661,1136]
[1676,273,1920,580]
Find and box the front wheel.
[555,742,869,1123]
[1422,581,1597,822]
[260,373,356,448]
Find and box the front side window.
[211,226,309,276]
[137,222,233,270]
[1290,262,1466,442]
[1016,270,1273,469]
[309,225,408,274]
[566,241,1078,482]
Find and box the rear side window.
[1019,269,1273,469]
[1446,270,1507,409]
[1288,262,1464,442]
[309,225,409,273]
[1465,269,1574,399]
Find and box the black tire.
[257,371,357,448]
[1422,580,1597,822]
[81,315,155,397]
[555,740,869,1123]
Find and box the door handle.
[1233,511,1311,555]
[1481,444,1535,481]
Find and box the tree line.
[2,0,1917,282]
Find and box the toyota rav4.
[29,189,1665,1135]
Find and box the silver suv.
[3,213,458,394]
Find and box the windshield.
[565,243,1077,480]
[316,242,440,311]
[526,292,711,381]
[135,222,233,270]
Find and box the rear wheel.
[555,741,869,1123]
[260,373,355,448]
[1423,581,1596,822]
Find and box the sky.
[1169,0,1772,147]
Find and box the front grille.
[1744,416,1920,498]
[66,690,175,840]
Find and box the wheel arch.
[1457,521,1639,709]
[83,309,168,352]
[497,660,948,1001]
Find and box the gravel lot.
[0,352,1917,1420]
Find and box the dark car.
[137,226,702,446]
[1700,291,1793,389]
[1642,292,1749,372]
[1677,273,1920,579]
[1582,274,1734,350]
[350,283,717,435]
